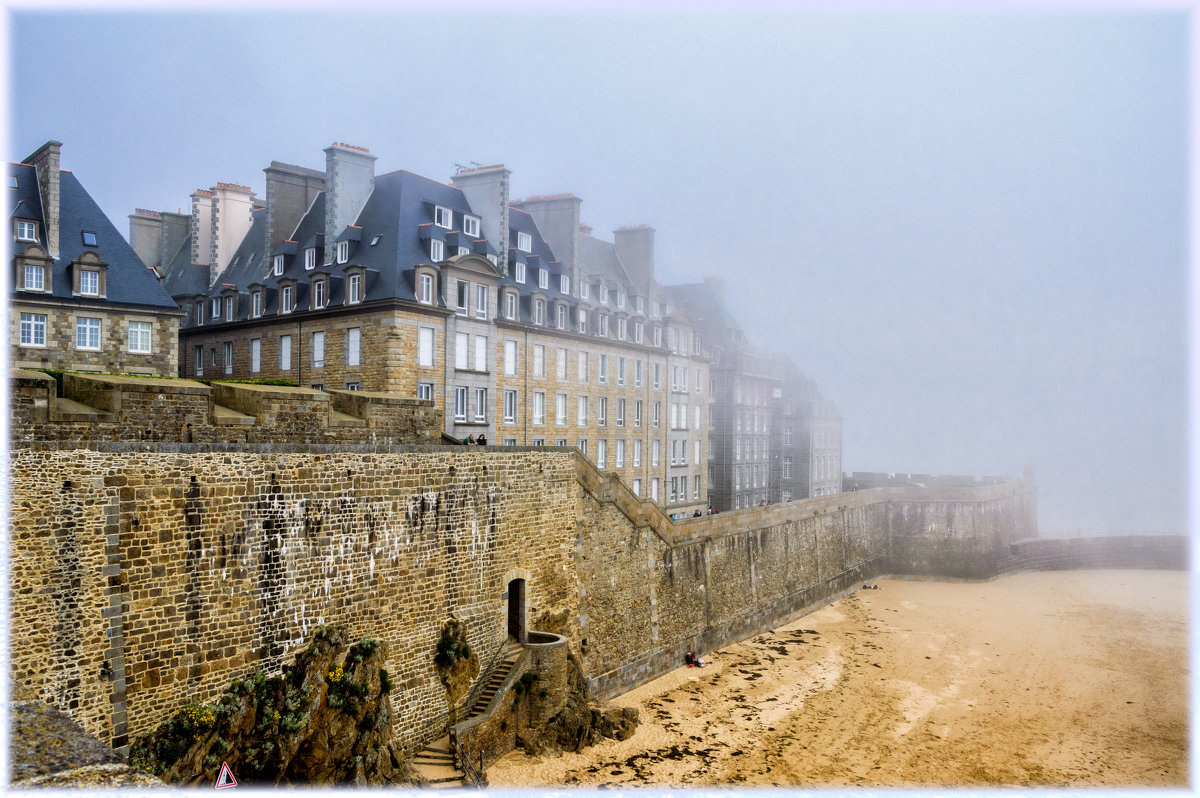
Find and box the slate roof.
[9,162,177,309]
[161,232,208,296]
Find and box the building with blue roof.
[10,141,182,376]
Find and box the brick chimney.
[324,142,376,265]
[208,182,256,276]
[614,224,655,298]
[510,193,580,279]
[264,160,326,264]
[24,141,61,257]
[450,164,511,273]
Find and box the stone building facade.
[146,143,709,516]
[10,141,182,376]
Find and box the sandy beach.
[488,570,1188,788]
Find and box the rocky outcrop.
[517,655,638,755]
[127,626,417,786]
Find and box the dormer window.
[280,284,294,314]
[23,264,44,292]
[336,240,349,264]
[560,274,569,294]
[533,298,546,325]
[556,303,567,329]
[618,317,627,340]
[312,279,327,309]
[617,290,625,309]
[435,206,453,229]
[599,285,609,305]
[348,272,363,304]
[273,255,285,276]
[504,290,516,320]
[515,261,526,284]
[577,308,588,333]
[418,271,434,304]
[15,220,37,242]
[487,253,499,267]
[304,248,316,270]
[580,281,589,300]
[652,299,661,317]
[538,269,548,290]
[82,231,97,247]
[79,270,100,296]
[635,296,645,313]
[517,231,532,252]
[370,234,382,246]
[458,246,470,256]
[598,313,609,337]
[211,298,221,318]
[251,290,263,318]
[634,320,644,343]
[224,295,235,321]
[464,215,480,237]
[430,239,444,262]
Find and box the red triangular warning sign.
[215,761,237,789]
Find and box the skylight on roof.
[370,235,381,246]
[8,176,17,189]
[82,231,98,247]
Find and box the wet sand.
[489,570,1188,788]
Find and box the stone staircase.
[410,641,525,788]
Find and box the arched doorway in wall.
[506,578,526,644]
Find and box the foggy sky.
[8,8,1190,534]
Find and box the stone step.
[50,396,110,422]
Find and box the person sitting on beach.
[685,652,695,667]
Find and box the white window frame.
[252,291,263,317]
[454,386,468,421]
[463,215,480,237]
[577,308,588,333]
[194,344,205,376]
[223,341,234,375]
[336,240,349,264]
[305,248,316,270]
[556,347,568,380]
[538,269,548,290]
[313,279,326,309]
[475,285,488,319]
[281,285,294,314]
[347,327,362,367]
[503,389,517,423]
[456,280,469,315]
[533,391,546,425]
[556,304,567,329]
[16,220,37,241]
[534,299,545,325]
[598,397,608,427]
[517,231,532,252]
[348,273,362,304]
[580,281,589,300]
[418,382,434,401]
[597,439,607,469]
[280,335,292,371]
[560,274,570,294]
[23,264,44,291]
[533,344,545,378]
[634,400,643,427]
[80,269,99,296]
[598,354,608,384]
[504,291,517,320]
[634,440,642,467]
[617,357,626,386]
[75,317,101,350]
[311,331,325,368]
[435,205,454,229]
[616,440,625,468]
[599,314,609,337]
[555,393,568,426]
[515,261,526,283]
[578,351,589,382]
[430,239,444,262]
[128,321,152,354]
[419,273,434,304]
[474,388,487,422]
[250,338,262,372]
[577,396,588,426]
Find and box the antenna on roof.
[470,161,482,168]
[454,162,487,174]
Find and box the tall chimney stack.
[25,141,61,257]
[323,142,376,265]
[208,182,256,276]
[614,224,655,299]
[451,164,511,274]
[510,193,581,280]
[190,190,214,285]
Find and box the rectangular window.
[556,347,568,380]
[250,338,261,372]
[560,274,570,294]
[617,357,626,386]
[618,317,627,340]
[534,299,545,325]
[223,341,234,374]
[577,396,588,426]
[75,317,101,350]
[694,479,701,501]
[634,321,643,344]
[599,354,608,384]
[672,366,679,392]
[555,393,567,426]
[653,326,662,347]
[211,298,221,318]
[533,344,545,378]
[652,440,660,467]
[344,382,363,391]
[783,456,793,479]
[430,239,444,262]
[435,205,453,229]
[634,400,643,427]
[669,478,677,503]
[474,388,487,422]
[311,331,325,368]
[783,425,793,445]
[504,292,516,319]
[16,220,37,241]
[653,401,661,427]
[79,269,99,296]
[694,405,702,429]
[597,439,607,469]
[504,339,517,376]
[305,248,317,270]
[578,438,588,456]
[280,335,292,371]
[349,273,362,304]
[599,314,609,337]
[474,335,487,371]
[538,268,548,290]
[464,215,480,236]
[225,295,235,321]
[454,386,467,421]
[556,304,566,329]
[682,367,689,393]
[456,280,469,315]
[23,264,43,291]
[419,273,434,304]
[475,285,488,319]
[617,290,626,309]
[632,478,642,497]
[653,363,662,389]
[695,440,702,466]
[633,440,642,467]
[616,398,625,427]
[696,370,703,392]
[517,231,532,252]
[251,291,263,317]
[194,344,205,376]
[503,389,517,423]
[600,285,609,305]
[616,440,625,468]
[515,262,526,283]
[418,327,434,367]
[598,397,608,427]
[577,308,588,333]
[578,351,589,382]
[651,478,659,501]
[347,328,362,367]
[533,391,546,425]
[580,281,589,300]
[636,296,645,313]
[671,403,679,429]
[418,382,433,401]
[336,240,349,264]
[455,332,469,370]
[281,285,294,314]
